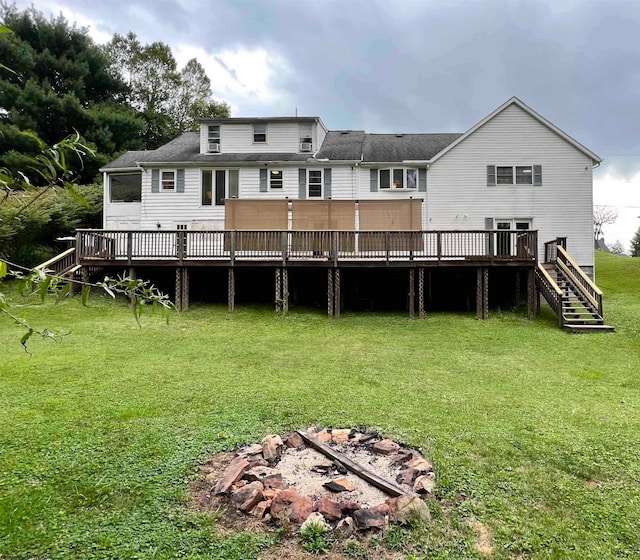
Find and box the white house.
[90,97,609,328]
[102,97,600,275]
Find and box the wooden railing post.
[281,231,288,265]
[230,231,236,266]
[127,232,133,264]
[385,231,390,263]
[437,232,442,261]
[332,231,338,266]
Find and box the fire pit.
[192,427,435,534]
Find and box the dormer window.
[208,125,221,152]
[253,123,267,143]
[299,123,313,152]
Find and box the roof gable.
[429,97,601,164]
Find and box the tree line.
[0,4,229,266]
[0,4,229,185]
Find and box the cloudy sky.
[11,0,640,247]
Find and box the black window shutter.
[259,168,268,192]
[323,168,332,199]
[151,169,159,192]
[298,169,307,199]
[487,165,496,186]
[533,165,542,186]
[370,169,378,192]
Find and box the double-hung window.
[489,165,541,186]
[201,170,239,206]
[308,170,323,197]
[270,169,283,189]
[253,123,267,143]
[208,125,221,151]
[161,170,176,191]
[379,168,418,190]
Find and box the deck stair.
[35,248,83,292]
[536,240,614,333]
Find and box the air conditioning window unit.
[207,142,220,153]
[300,142,312,152]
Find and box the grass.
[1,251,639,559]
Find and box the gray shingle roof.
[100,129,463,170]
[101,150,152,170]
[316,131,365,160]
[362,133,463,162]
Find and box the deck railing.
[35,247,76,274]
[556,245,603,315]
[76,229,538,264]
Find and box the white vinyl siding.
[427,103,594,269]
[218,123,306,153]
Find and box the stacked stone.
[208,428,435,533]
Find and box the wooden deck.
[76,229,538,268]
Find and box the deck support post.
[477,267,489,320]
[128,267,136,280]
[275,268,289,314]
[334,268,341,318]
[408,268,415,318]
[275,268,281,313]
[515,271,521,308]
[418,267,425,319]
[527,268,536,320]
[483,267,489,320]
[228,267,235,313]
[175,267,189,312]
[327,269,334,318]
[282,268,289,315]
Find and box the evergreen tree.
[630,226,640,257]
[0,5,145,182]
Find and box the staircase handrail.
[35,247,76,273]
[556,246,603,317]
[535,263,564,328]
[557,258,601,313]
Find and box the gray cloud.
[13,0,640,177]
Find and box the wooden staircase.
[536,239,614,333]
[35,248,83,293]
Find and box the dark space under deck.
[76,229,538,318]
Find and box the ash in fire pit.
[192,427,435,533]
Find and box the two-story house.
[83,97,608,330]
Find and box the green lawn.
[1,251,639,559]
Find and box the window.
[308,170,322,197]
[490,165,539,185]
[208,125,220,144]
[201,170,239,205]
[496,166,513,184]
[270,169,283,189]
[515,166,533,184]
[110,173,141,202]
[161,170,175,190]
[299,123,313,150]
[379,168,418,189]
[253,123,267,143]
